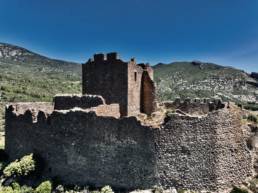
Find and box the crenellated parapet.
[89,52,119,63]
[163,98,225,115]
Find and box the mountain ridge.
[0,42,257,104]
[0,42,77,64]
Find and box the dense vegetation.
[154,61,257,103]
[0,58,81,102]
[0,43,82,132]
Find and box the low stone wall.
[4,104,253,192]
[54,94,106,110]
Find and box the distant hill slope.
[154,61,258,103]
[0,43,257,104]
[0,43,81,102]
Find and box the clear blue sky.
[0,0,257,72]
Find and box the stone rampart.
[5,106,157,190]
[4,104,253,192]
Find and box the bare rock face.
[0,43,33,60]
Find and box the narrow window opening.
[134,72,137,81]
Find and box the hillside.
[0,43,81,131]
[154,61,258,103]
[0,43,81,102]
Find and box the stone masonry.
[4,53,256,192]
[82,53,156,116]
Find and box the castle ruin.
[4,53,257,192]
[82,53,156,116]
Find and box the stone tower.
[82,52,155,116]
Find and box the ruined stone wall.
[140,71,156,115]
[54,94,105,110]
[5,106,158,190]
[53,94,120,117]
[82,53,156,117]
[82,53,128,116]
[127,61,143,116]
[163,98,225,115]
[155,108,252,192]
[83,104,120,118]
[5,104,252,192]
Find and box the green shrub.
[248,114,258,123]
[0,182,34,193]
[0,186,14,193]
[244,103,258,111]
[35,181,52,193]
[12,182,34,193]
[100,186,114,193]
[3,153,35,177]
[230,186,249,193]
